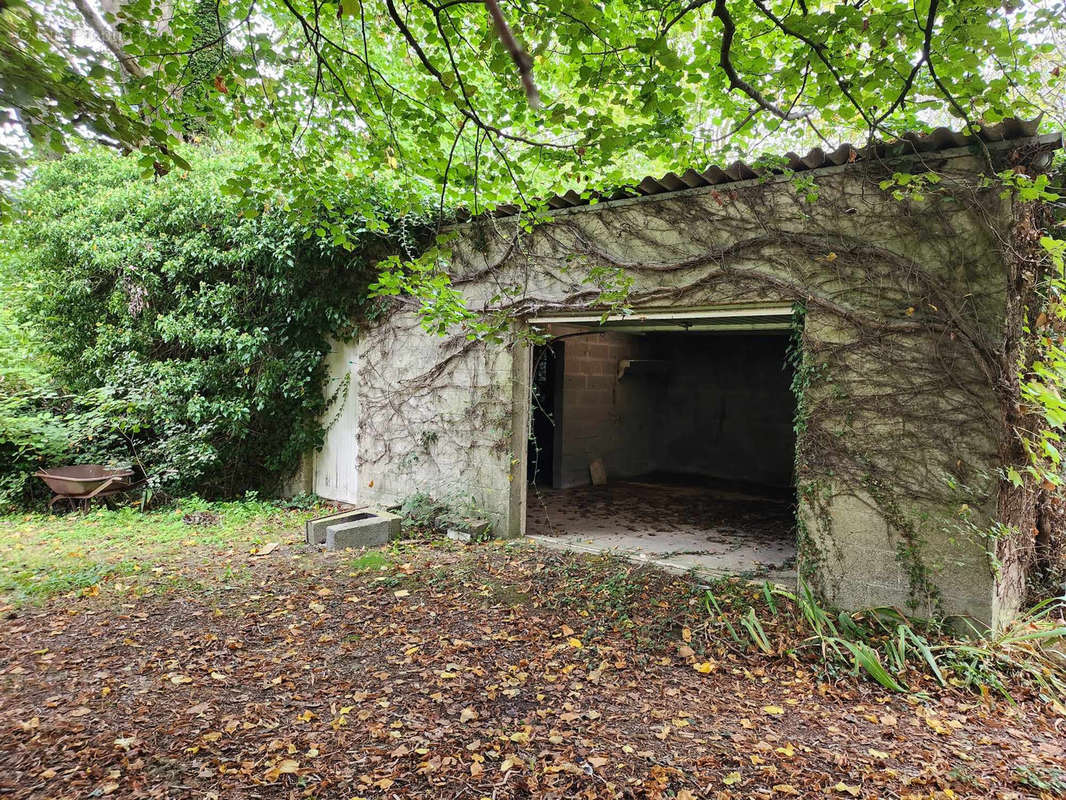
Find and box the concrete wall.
[312,149,1034,624]
[352,315,526,536]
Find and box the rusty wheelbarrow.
[34,465,146,512]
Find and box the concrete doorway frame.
[508,303,797,538]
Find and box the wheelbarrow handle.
[81,476,123,500]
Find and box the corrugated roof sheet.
[461,117,1061,221]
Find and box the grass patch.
[1014,765,1066,794]
[0,498,322,604]
[348,550,393,572]
[5,502,1063,708]
[3,560,140,598]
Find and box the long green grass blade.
[838,638,907,692]
[902,626,946,687]
[741,608,774,654]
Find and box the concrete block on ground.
[446,518,493,543]
[305,506,369,545]
[324,508,402,550]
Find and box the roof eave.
[450,125,1063,227]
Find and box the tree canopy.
[1,0,1064,218]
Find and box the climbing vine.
[359,140,1063,613]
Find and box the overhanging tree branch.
[748,0,880,131]
[483,0,540,108]
[71,0,146,79]
[712,0,808,121]
[874,0,939,127]
[384,0,571,150]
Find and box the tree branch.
[384,0,569,149]
[483,0,540,108]
[712,0,808,121]
[71,0,146,79]
[874,0,938,126]
[749,0,879,130]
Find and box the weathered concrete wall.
[311,339,360,502]
[315,152,1023,624]
[349,314,524,534]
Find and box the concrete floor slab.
[526,479,796,584]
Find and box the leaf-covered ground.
[1,507,1064,799]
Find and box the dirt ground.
[1,526,1064,799]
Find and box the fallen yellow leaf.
[923,714,952,735]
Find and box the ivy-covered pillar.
[794,301,1002,626]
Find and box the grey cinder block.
[323,508,402,550]
[446,518,493,543]
[305,506,370,545]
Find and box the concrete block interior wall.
[556,332,656,487]
[554,331,796,488]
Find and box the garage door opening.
[524,310,797,583]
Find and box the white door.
[313,340,360,503]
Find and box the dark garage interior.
[526,322,798,580]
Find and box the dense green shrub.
[0,393,69,506]
[0,146,428,505]
[0,226,66,507]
